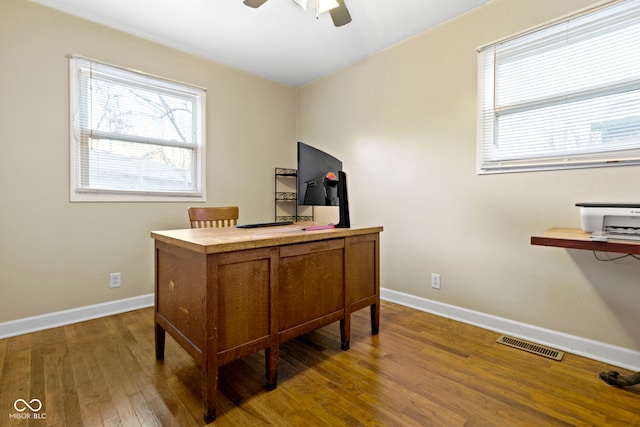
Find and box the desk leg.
[265,346,279,390]
[599,370,640,387]
[340,316,351,350]
[370,303,380,335]
[155,322,165,360]
[202,372,217,422]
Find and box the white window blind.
[69,56,206,201]
[477,0,640,174]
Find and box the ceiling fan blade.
[329,0,351,27]
[243,0,269,8]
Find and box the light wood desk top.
[531,227,640,255]
[151,223,384,254]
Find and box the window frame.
[69,56,206,202]
[476,0,640,174]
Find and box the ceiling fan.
[243,0,352,27]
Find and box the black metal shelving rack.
[274,167,314,222]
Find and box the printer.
[576,202,640,241]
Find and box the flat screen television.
[297,141,350,228]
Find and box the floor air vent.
[496,335,564,361]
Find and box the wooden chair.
[188,206,239,228]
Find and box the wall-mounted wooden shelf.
[531,227,640,255]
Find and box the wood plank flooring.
[1,301,638,426]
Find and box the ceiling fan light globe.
[318,0,339,13]
[293,0,339,13]
[293,0,308,11]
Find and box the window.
[70,56,206,201]
[477,0,640,174]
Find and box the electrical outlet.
[431,273,441,290]
[110,272,121,288]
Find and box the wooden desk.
[151,223,382,421]
[531,227,640,388]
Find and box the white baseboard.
[0,294,154,339]
[2,289,638,372]
[381,288,640,372]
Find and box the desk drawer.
[212,248,275,351]
[278,240,345,331]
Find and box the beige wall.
[0,0,296,322]
[297,0,640,351]
[2,0,639,357]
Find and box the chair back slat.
[188,206,239,228]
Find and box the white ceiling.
[33,0,490,87]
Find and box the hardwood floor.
[1,301,638,426]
